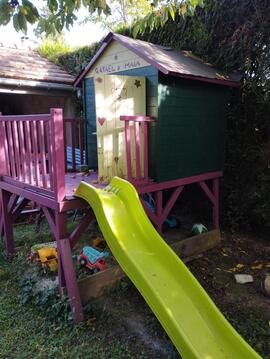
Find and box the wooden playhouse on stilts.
[75,32,240,232]
[0,33,240,323]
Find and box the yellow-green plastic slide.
[75,177,261,359]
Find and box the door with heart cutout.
[94,74,146,182]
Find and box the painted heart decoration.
[98,117,106,126]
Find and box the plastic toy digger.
[38,247,58,273]
[75,177,261,359]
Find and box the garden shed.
[0,46,76,117]
[75,32,240,183]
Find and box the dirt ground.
[94,233,270,358]
[1,219,270,358]
[78,227,270,358]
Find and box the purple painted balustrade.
[64,117,85,172]
[120,115,155,184]
[0,109,66,202]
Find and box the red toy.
[78,246,108,274]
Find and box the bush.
[38,37,71,63]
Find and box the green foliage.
[82,0,152,31]
[37,36,101,78]
[38,36,71,63]
[56,42,101,75]
[0,0,202,35]
[121,0,270,231]
[0,0,111,34]
[0,0,39,34]
[131,0,204,37]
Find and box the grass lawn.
[0,220,270,358]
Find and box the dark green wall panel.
[155,75,229,182]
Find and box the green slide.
[75,177,261,359]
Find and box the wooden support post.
[1,194,18,238]
[199,178,220,229]
[55,211,84,323]
[161,186,184,224]
[55,212,67,288]
[0,212,3,239]
[51,109,66,202]
[70,209,95,249]
[140,198,157,225]
[0,189,14,256]
[212,178,219,229]
[57,237,84,323]
[155,190,163,233]
[42,206,56,235]
[12,198,29,222]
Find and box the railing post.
[79,119,84,166]
[120,116,155,183]
[71,121,76,172]
[124,120,132,181]
[0,113,7,177]
[143,122,148,180]
[63,120,67,173]
[50,108,66,202]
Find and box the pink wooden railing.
[0,109,65,202]
[120,115,155,183]
[64,118,85,172]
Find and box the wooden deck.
[64,172,104,197]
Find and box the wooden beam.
[41,206,56,235]
[12,198,29,222]
[70,209,95,249]
[170,229,220,258]
[78,230,220,304]
[78,266,125,304]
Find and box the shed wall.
[155,74,229,182]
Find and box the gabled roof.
[0,47,75,85]
[74,32,240,88]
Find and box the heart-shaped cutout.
[98,117,106,126]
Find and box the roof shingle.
[74,32,240,88]
[0,47,75,85]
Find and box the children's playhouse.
[1,33,261,359]
[74,32,240,231]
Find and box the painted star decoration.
[134,79,141,88]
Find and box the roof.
[74,32,240,88]
[0,47,75,86]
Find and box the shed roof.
[74,32,240,88]
[0,47,75,85]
